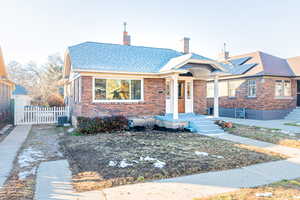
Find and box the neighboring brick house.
[0,47,14,123]
[206,51,300,119]
[63,28,300,121]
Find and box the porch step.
[285,108,300,120]
[188,120,224,135]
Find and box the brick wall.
[72,76,166,118]
[193,80,207,114]
[207,77,296,111]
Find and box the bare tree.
[7,53,64,106]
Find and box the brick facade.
[193,80,207,114]
[207,77,296,111]
[72,76,166,118]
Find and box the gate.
[14,106,70,125]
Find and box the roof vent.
[218,43,229,60]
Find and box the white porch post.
[172,75,179,120]
[213,75,219,118]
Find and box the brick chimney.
[123,22,131,45]
[182,37,190,54]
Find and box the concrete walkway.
[35,132,300,200]
[219,117,300,133]
[0,125,31,188]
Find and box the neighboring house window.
[94,78,142,101]
[275,80,291,97]
[247,80,256,97]
[166,80,170,99]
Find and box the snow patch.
[255,192,272,197]
[140,156,156,161]
[119,159,133,168]
[195,151,209,156]
[18,166,37,180]
[153,160,166,168]
[18,148,44,168]
[108,161,117,167]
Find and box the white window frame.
[247,79,256,97]
[275,80,291,97]
[92,77,144,103]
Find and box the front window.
[275,80,291,97]
[94,78,142,101]
[247,79,256,97]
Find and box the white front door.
[165,79,193,114]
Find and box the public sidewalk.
[0,125,32,188]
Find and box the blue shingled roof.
[68,42,212,73]
[13,85,28,95]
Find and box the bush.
[77,115,129,134]
[215,120,233,129]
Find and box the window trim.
[92,77,144,103]
[275,80,291,97]
[247,79,257,97]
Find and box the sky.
[0,0,300,65]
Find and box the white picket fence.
[14,106,70,125]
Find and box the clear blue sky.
[1,0,300,64]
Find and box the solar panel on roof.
[230,63,257,75]
[230,57,251,66]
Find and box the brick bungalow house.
[63,29,300,121]
[0,47,14,123]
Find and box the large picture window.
[275,80,291,97]
[94,78,142,101]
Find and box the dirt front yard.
[60,129,284,192]
[226,124,300,149]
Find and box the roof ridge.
[69,41,181,53]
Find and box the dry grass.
[226,124,300,149]
[195,179,300,200]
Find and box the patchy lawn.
[196,178,300,200]
[60,130,284,192]
[225,124,300,149]
[0,125,64,200]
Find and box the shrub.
[77,115,129,134]
[215,120,233,129]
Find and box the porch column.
[172,75,179,120]
[213,75,219,118]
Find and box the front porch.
[155,113,224,135]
